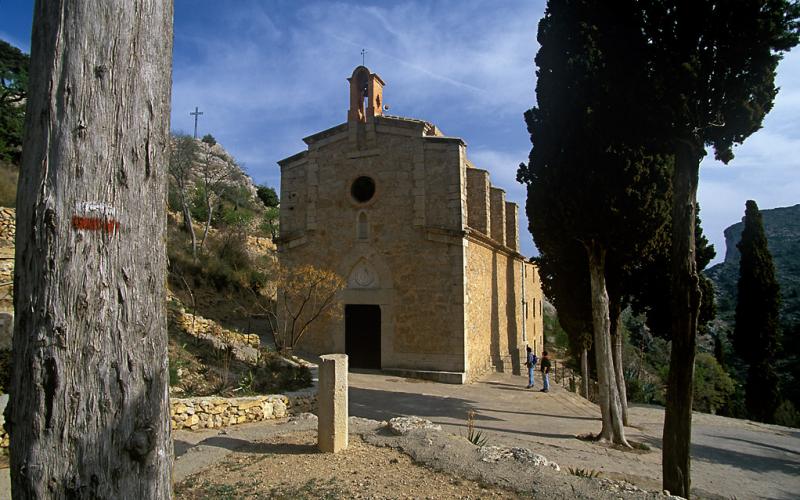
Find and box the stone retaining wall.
[0,391,318,447]
[171,309,261,363]
[0,207,14,246]
[170,391,317,431]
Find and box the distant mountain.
[705,204,800,328]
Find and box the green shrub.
[251,352,312,394]
[774,400,800,428]
[693,352,736,414]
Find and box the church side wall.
[464,239,523,380]
[525,262,544,357]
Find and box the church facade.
[277,66,544,383]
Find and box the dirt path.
[174,418,666,499]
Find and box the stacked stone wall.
[171,308,260,363]
[167,390,317,431]
[0,208,14,328]
[170,395,289,430]
[0,207,14,246]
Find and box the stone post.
[318,353,348,453]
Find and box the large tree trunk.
[662,143,702,498]
[585,241,629,446]
[581,346,590,399]
[9,2,174,498]
[609,296,628,426]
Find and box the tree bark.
[585,241,629,446]
[181,192,197,259]
[581,347,590,400]
[662,143,702,498]
[200,200,213,251]
[609,296,628,426]
[9,2,174,498]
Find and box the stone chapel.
[276,66,544,383]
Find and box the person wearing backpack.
[525,346,538,389]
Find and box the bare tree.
[267,264,344,353]
[197,144,238,251]
[169,134,200,258]
[9,1,173,497]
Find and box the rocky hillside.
[705,203,800,327]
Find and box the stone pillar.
[505,201,519,252]
[466,168,490,235]
[490,187,506,246]
[318,353,348,453]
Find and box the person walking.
[525,346,538,389]
[540,351,551,393]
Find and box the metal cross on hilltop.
[190,106,203,139]
[361,48,366,66]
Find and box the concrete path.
[348,370,800,500]
[1,370,798,499]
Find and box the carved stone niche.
[347,259,379,289]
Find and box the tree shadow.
[706,434,800,457]
[444,421,582,440]
[480,407,599,421]
[175,435,319,459]
[349,386,502,423]
[639,435,800,476]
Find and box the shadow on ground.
[349,386,502,423]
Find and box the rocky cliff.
[705,203,800,327]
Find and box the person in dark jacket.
[525,346,538,389]
[540,351,551,393]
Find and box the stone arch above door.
[348,258,379,289]
[340,250,394,292]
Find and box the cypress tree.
[734,200,782,422]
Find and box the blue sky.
[2,1,798,264]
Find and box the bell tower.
[347,66,385,123]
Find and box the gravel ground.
[174,416,676,500]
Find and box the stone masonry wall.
[0,207,14,246]
[465,239,519,379]
[170,395,289,430]
[167,390,317,432]
[278,119,467,373]
[527,261,545,355]
[465,242,543,380]
[0,208,14,313]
